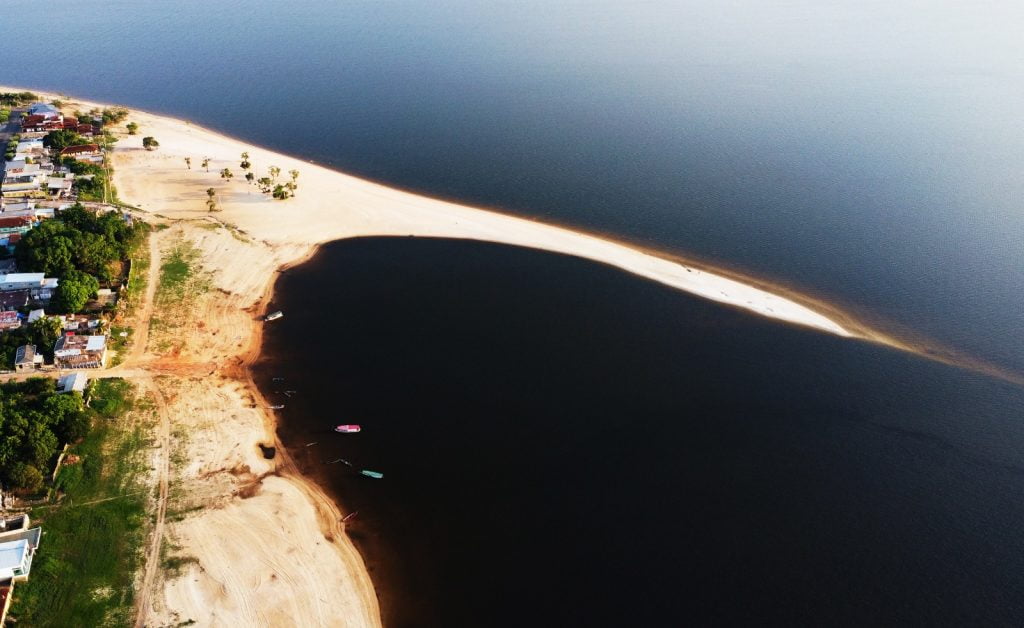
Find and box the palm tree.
[206,187,217,212]
[202,158,210,172]
[185,157,191,170]
[240,151,251,171]
[245,172,255,185]
[220,168,234,181]
[269,166,281,182]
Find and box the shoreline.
[6,84,1019,625]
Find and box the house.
[0,290,28,310]
[0,216,35,235]
[14,344,43,371]
[0,311,21,331]
[0,515,42,625]
[57,371,88,394]
[0,273,59,302]
[27,102,61,119]
[53,333,107,369]
[46,176,74,198]
[27,308,44,323]
[59,144,102,163]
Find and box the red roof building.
[59,143,101,156]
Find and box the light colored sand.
[4,86,881,628]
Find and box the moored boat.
[335,424,361,433]
[360,469,384,479]
[264,311,284,321]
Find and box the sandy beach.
[2,86,905,627]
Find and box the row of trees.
[0,91,37,107]
[0,378,92,493]
[190,152,300,210]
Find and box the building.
[54,334,107,369]
[0,273,58,302]
[0,311,20,331]
[27,102,61,119]
[14,344,43,371]
[0,515,42,583]
[59,144,102,162]
[46,176,74,198]
[0,515,43,626]
[27,308,44,323]
[0,216,35,236]
[0,290,29,310]
[57,371,88,394]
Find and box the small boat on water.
[360,469,384,479]
[264,311,284,321]
[268,404,285,410]
[335,424,361,433]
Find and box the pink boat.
[335,425,362,434]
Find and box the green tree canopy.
[52,270,99,314]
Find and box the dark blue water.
[2,0,1022,373]
[256,238,1024,627]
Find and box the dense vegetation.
[0,91,37,107]
[0,317,63,367]
[0,378,91,493]
[15,205,143,311]
[10,378,145,627]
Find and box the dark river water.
[254,237,1024,627]
[5,1,1024,624]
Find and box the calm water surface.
[256,238,1024,627]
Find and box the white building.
[57,371,88,394]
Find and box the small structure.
[0,311,20,331]
[27,308,45,323]
[57,371,88,394]
[14,345,42,372]
[54,334,107,369]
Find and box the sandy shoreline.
[1,85,965,626]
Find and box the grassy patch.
[89,378,135,420]
[149,238,211,355]
[10,379,149,627]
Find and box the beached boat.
[335,424,361,433]
[360,469,384,479]
[264,311,284,321]
[268,404,285,410]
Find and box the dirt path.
[123,228,161,366]
[134,377,171,628]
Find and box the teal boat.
[360,469,384,479]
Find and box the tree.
[28,316,62,354]
[126,122,139,135]
[272,184,290,200]
[256,177,272,194]
[43,129,86,152]
[288,169,299,197]
[206,187,217,212]
[245,171,255,185]
[240,151,251,171]
[269,166,281,182]
[142,136,159,151]
[202,158,210,172]
[7,463,44,493]
[220,168,233,181]
[185,157,192,169]
[52,269,100,313]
